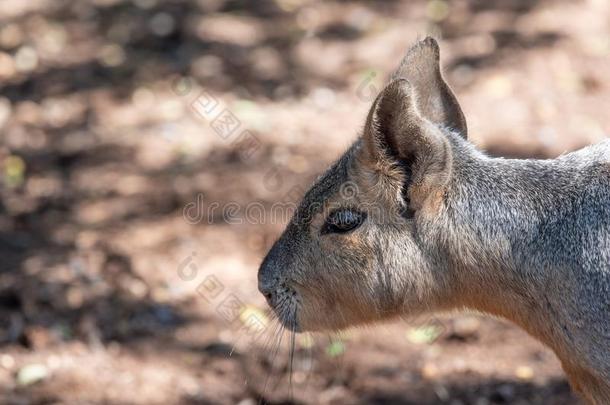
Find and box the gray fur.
[258,37,610,403]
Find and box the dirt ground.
[0,0,609,404]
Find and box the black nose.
[258,239,284,303]
[258,279,275,302]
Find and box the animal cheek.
[343,231,363,247]
[332,237,376,274]
[319,231,365,253]
[309,214,325,236]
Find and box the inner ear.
[363,79,435,164]
[392,37,467,138]
[361,78,452,211]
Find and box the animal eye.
[323,209,366,234]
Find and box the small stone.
[24,326,53,349]
[515,365,534,380]
[66,286,84,308]
[0,355,15,370]
[319,385,350,404]
[434,384,450,401]
[132,87,155,108]
[451,316,480,340]
[406,324,443,344]
[427,0,450,22]
[311,87,335,110]
[482,74,513,97]
[299,333,314,349]
[0,24,23,48]
[14,46,38,72]
[99,44,125,67]
[16,364,48,386]
[149,12,175,37]
[0,97,12,129]
[0,52,16,79]
[421,362,439,379]
[287,155,309,174]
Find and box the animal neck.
[439,135,584,344]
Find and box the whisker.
[302,333,315,389]
[260,335,285,403]
[260,313,282,356]
[270,305,293,395]
[261,298,295,403]
[259,318,285,404]
[288,302,297,400]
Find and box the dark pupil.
[326,210,364,233]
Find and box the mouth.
[275,309,301,332]
[264,288,301,333]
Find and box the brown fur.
[258,38,610,404]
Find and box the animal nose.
[258,239,284,302]
[258,279,275,301]
[258,283,277,307]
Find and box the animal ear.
[364,78,449,162]
[392,37,467,138]
[362,78,452,210]
[363,79,425,162]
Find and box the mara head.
[258,37,468,332]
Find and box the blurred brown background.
[0,0,609,404]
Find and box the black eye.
[322,209,366,234]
